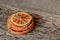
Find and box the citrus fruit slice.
[11,12,32,26]
[7,11,34,34]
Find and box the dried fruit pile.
[7,12,34,34]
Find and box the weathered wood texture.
[0,5,60,40]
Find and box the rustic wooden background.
[0,0,60,40]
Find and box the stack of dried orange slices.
[7,12,34,34]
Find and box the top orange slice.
[10,12,32,26]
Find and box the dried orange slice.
[11,12,32,26]
[7,11,34,34]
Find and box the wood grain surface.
[0,5,60,40]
